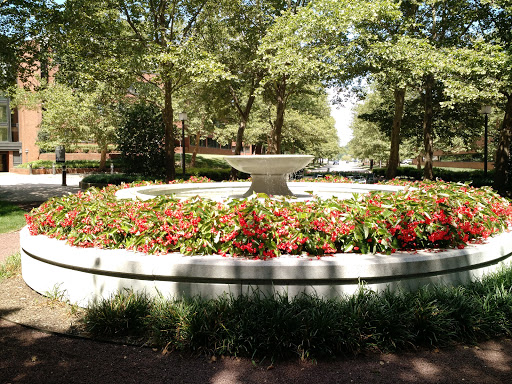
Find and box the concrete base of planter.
[20,226,512,307]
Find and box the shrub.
[17,159,114,169]
[81,173,159,185]
[372,167,495,187]
[116,103,166,176]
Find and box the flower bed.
[25,179,512,259]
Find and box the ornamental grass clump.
[82,264,512,361]
[25,179,512,257]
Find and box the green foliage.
[372,167,494,187]
[82,263,512,361]
[81,173,154,185]
[186,154,230,169]
[0,201,28,234]
[81,168,242,185]
[26,180,512,257]
[10,81,121,164]
[348,96,390,162]
[187,168,245,181]
[0,252,21,281]
[0,0,51,90]
[17,159,112,169]
[83,289,152,337]
[246,87,340,157]
[116,103,166,176]
[354,84,488,161]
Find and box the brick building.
[0,94,43,172]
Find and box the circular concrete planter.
[20,226,512,307]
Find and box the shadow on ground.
[1,318,511,384]
[0,184,80,203]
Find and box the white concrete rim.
[21,225,512,306]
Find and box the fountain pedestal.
[243,174,293,197]
[224,154,314,197]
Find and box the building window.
[0,97,10,142]
[0,105,7,123]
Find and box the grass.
[187,154,230,169]
[0,252,21,281]
[0,201,28,234]
[81,263,512,362]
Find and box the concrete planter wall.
[20,226,512,307]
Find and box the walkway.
[0,173,82,203]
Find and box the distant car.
[401,159,413,164]
[353,176,367,184]
[333,160,339,165]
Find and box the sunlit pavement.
[0,173,83,203]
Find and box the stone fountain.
[223,154,314,197]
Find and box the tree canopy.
[5,0,512,188]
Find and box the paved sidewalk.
[0,173,83,203]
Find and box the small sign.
[55,145,66,163]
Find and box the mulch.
[2,230,512,383]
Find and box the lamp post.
[479,105,492,176]
[179,112,188,177]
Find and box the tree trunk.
[190,131,201,168]
[99,146,107,171]
[230,118,248,180]
[268,77,287,154]
[229,91,256,180]
[386,87,406,179]
[164,80,175,182]
[422,74,434,180]
[494,93,512,194]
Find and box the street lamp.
[179,112,188,177]
[479,105,492,176]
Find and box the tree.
[252,86,339,158]
[81,84,122,170]
[260,0,402,155]
[486,0,512,193]
[358,79,486,171]
[258,0,325,154]
[175,79,228,168]
[203,0,267,178]
[54,0,227,181]
[11,80,86,149]
[11,80,121,169]
[437,30,511,192]
[0,0,53,90]
[407,0,495,180]
[348,96,389,165]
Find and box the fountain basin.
[223,154,314,175]
[224,154,314,196]
[20,226,512,307]
[114,181,405,201]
